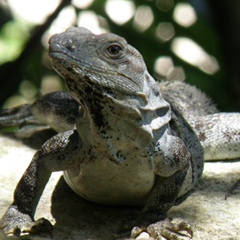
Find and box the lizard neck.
[71,73,171,164]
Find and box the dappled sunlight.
[4,0,220,79]
[42,5,109,47]
[42,6,77,48]
[8,0,60,24]
[0,0,229,109]
[171,37,219,75]
[4,80,38,108]
[40,75,63,95]
[167,66,185,81]
[72,0,94,9]
[173,3,197,27]
[156,22,175,42]
[156,0,174,12]
[154,56,174,78]
[78,11,107,34]
[154,56,185,81]
[105,0,135,25]
[19,80,38,101]
[133,5,154,32]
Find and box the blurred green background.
[0,0,239,111]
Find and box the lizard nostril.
[49,42,62,52]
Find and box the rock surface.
[0,134,239,240]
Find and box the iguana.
[0,27,239,240]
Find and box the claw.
[131,219,193,240]
[172,221,193,238]
[27,218,53,238]
[131,226,145,238]
[0,207,53,238]
[13,228,21,236]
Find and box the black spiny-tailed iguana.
[0,27,239,240]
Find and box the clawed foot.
[0,206,53,237]
[131,219,193,240]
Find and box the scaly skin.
[0,27,239,239]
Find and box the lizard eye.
[106,44,123,58]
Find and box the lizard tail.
[189,113,240,161]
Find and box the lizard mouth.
[49,38,142,95]
[49,49,90,79]
[49,51,141,96]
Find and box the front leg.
[131,174,192,240]
[132,134,193,240]
[0,130,82,236]
[0,91,80,135]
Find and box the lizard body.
[0,27,239,240]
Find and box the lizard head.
[49,27,148,98]
[49,27,171,138]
